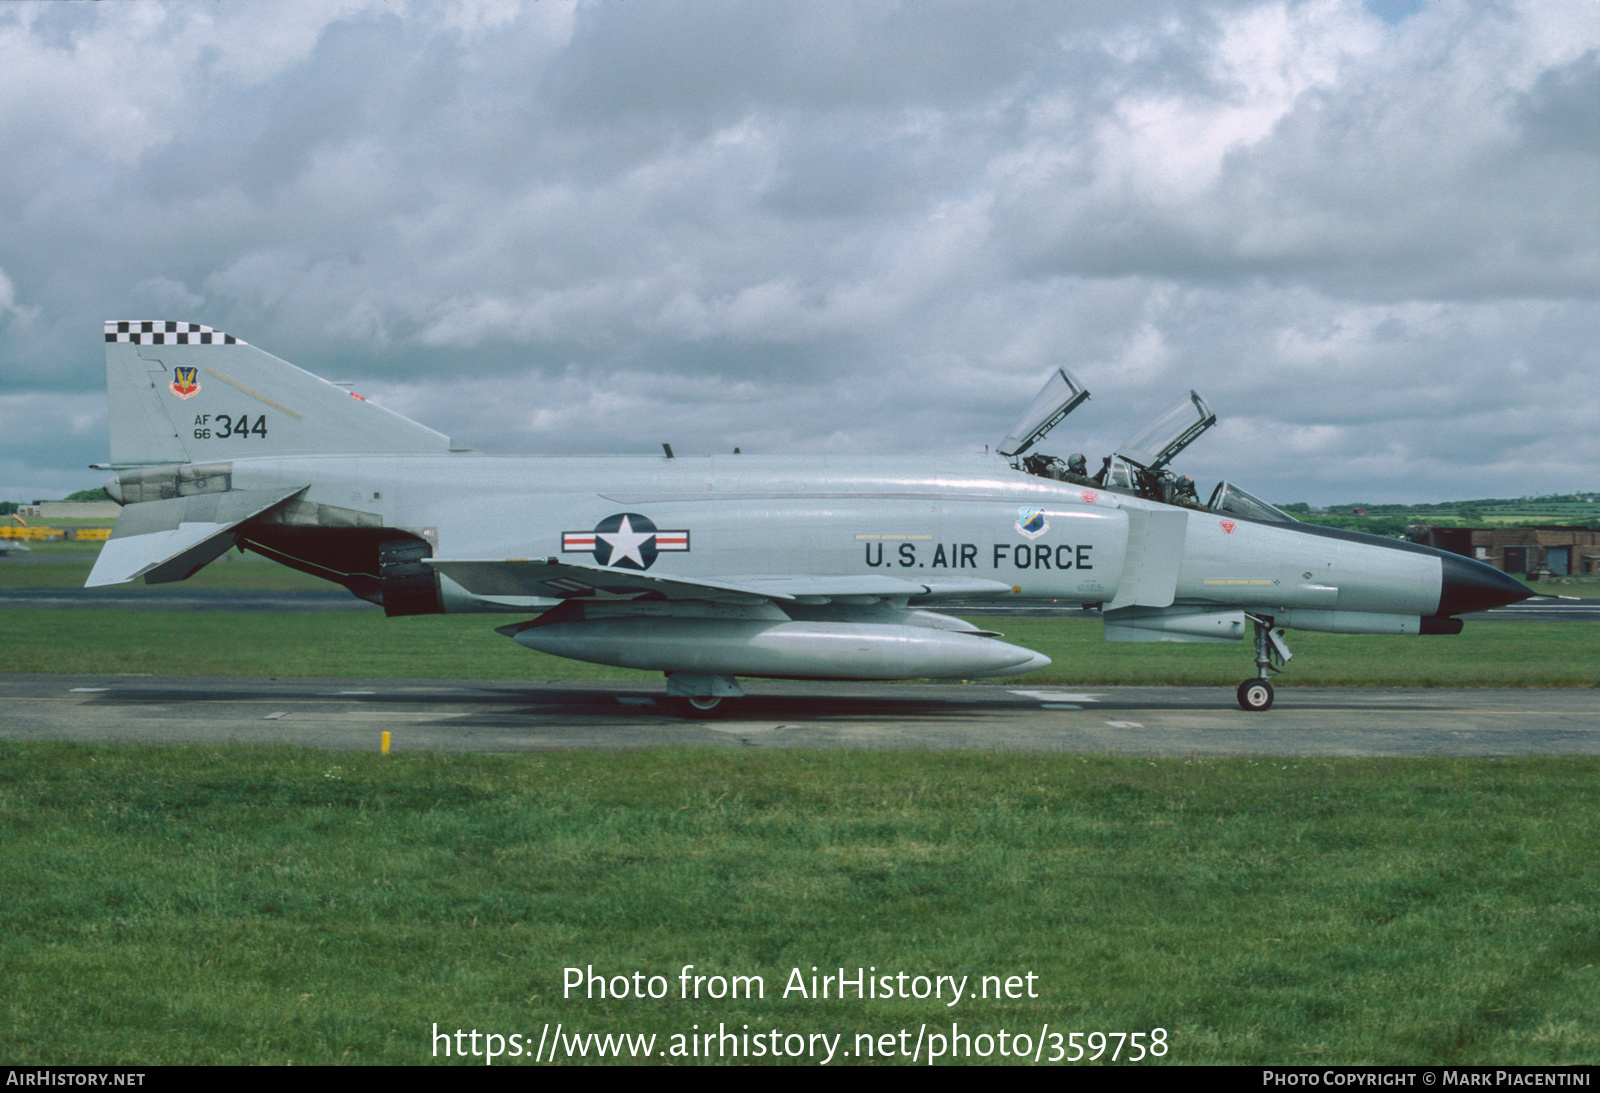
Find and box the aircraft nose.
[1436,553,1533,616]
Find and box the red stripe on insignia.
[655,532,689,549]
[562,534,596,550]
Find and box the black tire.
[1237,678,1274,712]
[674,695,731,719]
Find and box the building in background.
[26,500,121,520]
[1408,526,1600,576]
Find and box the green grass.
[5,555,1595,1066]
[0,608,653,681]
[0,549,330,590]
[1305,493,1600,528]
[1,744,1594,1065]
[3,610,1596,688]
[1523,580,1600,598]
[986,617,1600,688]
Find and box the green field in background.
[0,547,330,590]
[2,609,1596,688]
[3,536,1595,686]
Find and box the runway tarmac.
[4,674,1595,758]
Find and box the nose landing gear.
[1238,616,1291,711]
[1237,677,1274,712]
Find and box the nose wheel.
[1237,678,1274,711]
[1238,616,1290,711]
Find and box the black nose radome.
[1437,553,1533,616]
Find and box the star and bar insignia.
[561,513,690,570]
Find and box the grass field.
[4,550,1596,1066]
[4,540,1599,688]
[3,609,1598,688]
[2,743,1595,1066]
[0,547,331,590]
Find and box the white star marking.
[597,515,655,568]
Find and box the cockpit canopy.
[1114,390,1216,472]
[1100,455,1137,490]
[1207,481,1300,524]
[1001,378,1295,527]
[997,368,1090,458]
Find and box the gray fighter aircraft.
[89,320,1530,716]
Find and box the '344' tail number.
[194,413,268,439]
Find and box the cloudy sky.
[1,0,1594,506]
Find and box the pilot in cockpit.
[1022,451,1099,486]
[1152,467,1203,505]
[1062,453,1095,486]
[1173,473,1202,507]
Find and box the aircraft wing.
[86,486,308,587]
[429,559,1015,605]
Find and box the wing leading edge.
[429,559,1016,605]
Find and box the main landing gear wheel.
[665,673,743,719]
[1237,678,1274,712]
[674,695,732,719]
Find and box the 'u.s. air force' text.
[862,542,1093,570]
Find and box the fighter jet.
[89,321,1530,716]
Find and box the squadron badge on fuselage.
[562,513,690,570]
[1016,507,1049,540]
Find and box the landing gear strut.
[1238,616,1291,712]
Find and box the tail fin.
[104,320,468,466]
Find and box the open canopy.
[1114,390,1216,471]
[997,368,1091,457]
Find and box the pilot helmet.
[1067,453,1088,474]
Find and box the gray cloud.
[0,0,1594,506]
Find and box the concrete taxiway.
[3,674,1595,758]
